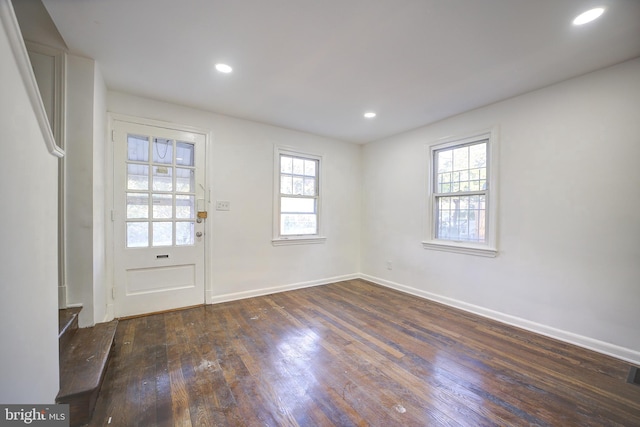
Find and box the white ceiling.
[40,0,640,143]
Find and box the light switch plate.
[216,201,230,211]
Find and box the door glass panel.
[152,166,173,191]
[152,194,173,219]
[127,222,149,247]
[127,164,149,190]
[127,193,149,219]
[124,131,199,249]
[175,168,194,193]
[176,222,194,246]
[176,142,195,166]
[176,195,195,219]
[153,222,173,246]
[128,135,149,162]
[153,138,173,164]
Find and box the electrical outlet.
[386,261,393,270]
[216,201,230,211]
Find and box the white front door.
[112,118,206,318]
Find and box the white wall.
[107,92,361,303]
[92,64,107,323]
[65,54,107,326]
[0,12,59,402]
[65,54,95,326]
[361,58,640,363]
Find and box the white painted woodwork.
[112,119,207,318]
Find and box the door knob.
[196,232,203,237]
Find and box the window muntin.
[434,140,488,243]
[278,154,319,236]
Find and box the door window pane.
[127,135,149,162]
[127,164,149,190]
[152,194,173,218]
[124,131,200,249]
[176,142,195,166]
[152,166,173,191]
[175,168,194,193]
[176,222,194,246]
[176,195,195,219]
[153,222,173,246]
[127,193,149,219]
[153,138,173,164]
[127,222,148,247]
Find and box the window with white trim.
[423,129,498,257]
[273,147,325,245]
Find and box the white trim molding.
[272,236,327,246]
[207,274,358,305]
[421,241,497,257]
[107,113,212,319]
[0,0,64,158]
[360,274,640,366]
[272,145,326,246]
[423,127,498,257]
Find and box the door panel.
[113,119,206,317]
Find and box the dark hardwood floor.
[90,280,640,426]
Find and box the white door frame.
[105,113,211,321]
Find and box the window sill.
[422,240,497,258]
[272,236,327,246]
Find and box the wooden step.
[58,307,81,355]
[56,320,118,427]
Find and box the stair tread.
[58,307,82,338]
[57,320,118,400]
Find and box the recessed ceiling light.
[215,63,233,73]
[572,7,605,25]
[364,112,376,119]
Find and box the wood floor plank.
[89,280,640,426]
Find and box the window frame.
[272,146,326,246]
[423,128,499,257]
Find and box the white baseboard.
[65,303,83,309]
[360,274,640,366]
[104,303,115,323]
[207,273,359,305]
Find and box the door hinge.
[111,210,116,221]
[111,129,116,142]
[112,287,116,299]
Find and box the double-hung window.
[273,147,325,245]
[423,129,498,257]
